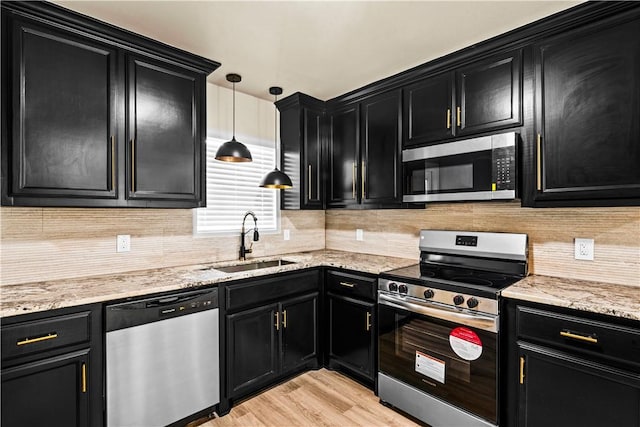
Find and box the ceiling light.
[215,73,252,162]
[259,86,293,189]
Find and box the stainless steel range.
[378,230,528,427]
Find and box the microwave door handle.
[378,293,498,333]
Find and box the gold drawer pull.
[275,311,280,330]
[282,310,287,329]
[519,356,525,384]
[339,282,355,288]
[456,107,461,127]
[131,139,136,192]
[352,162,357,200]
[111,136,116,190]
[560,330,598,344]
[17,333,58,346]
[536,133,542,191]
[366,312,372,331]
[446,109,451,129]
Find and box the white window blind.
[196,138,278,234]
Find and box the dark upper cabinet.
[277,93,325,210]
[126,56,203,204]
[403,72,454,146]
[1,2,218,208]
[361,90,402,206]
[527,12,640,206]
[327,105,360,208]
[456,51,521,136]
[3,15,118,204]
[402,51,521,147]
[327,90,402,209]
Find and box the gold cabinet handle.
[339,281,355,288]
[361,161,366,199]
[274,311,279,330]
[560,330,598,344]
[456,107,461,127]
[81,363,87,393]
[446,109,451,129]
[17,333,58,346]
[308,164,312,201]
[352,163,357,200]
[519,356,525,384]
[366,312,372,332]
[282,310,287,329]
[131,139,136,192]
[111,136,116,191]
[536,134,542,191]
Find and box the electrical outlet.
[283,229,291,241]
[117,235,131,253]
[356,229,364,241]
[574,238,594,261]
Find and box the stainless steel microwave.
[402,132,517,203]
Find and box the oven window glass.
[379,304,498,424]
[404,150,492,195]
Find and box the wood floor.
[200,369,421,427]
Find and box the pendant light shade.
[259,86,293,189]
[215,74,252,162]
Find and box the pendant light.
[259,86,293,189]
[215,73,252,162]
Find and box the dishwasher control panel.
[106,288,219,332]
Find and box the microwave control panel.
[492,146,516,191]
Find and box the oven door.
[402,133,516,203]
[378,293,498,425]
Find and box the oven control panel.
[378,279,498,316]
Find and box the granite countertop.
[0,250,416,318]
[502,275,640,322]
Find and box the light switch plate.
[356,229,364,241]
[283,229,290,241]
[117,235,131,253]
[574,238,594,260]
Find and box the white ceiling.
[54,1,581,101]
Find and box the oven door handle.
[378,293,498,333]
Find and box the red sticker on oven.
[449,327,483,361]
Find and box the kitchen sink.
[203,259,296,274]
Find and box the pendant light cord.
[274,93,279,168]
[232,82,236,139]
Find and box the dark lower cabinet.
[518,343,640,427]
[0,304,102,427]
[504,299,640,427]
[2,350,90,427]
[528,10,640,206]
[325,270,377,386]
[328,294,375,382]
[281,293,319,374]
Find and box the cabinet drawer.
[1,312,91,360]
[226,270,320,312]
[326,270,377,301]
[517,306,640,369]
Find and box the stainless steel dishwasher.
[105,288,219,427]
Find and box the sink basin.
[204,259,296,274]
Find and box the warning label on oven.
[415,351,445,384]
[449,327,483,361]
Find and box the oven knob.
[398,284,408,294]
[453,295,465,305]
[467,298,479,308]
[388,282,398,292]
[423,289,435,299]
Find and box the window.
[195,137,278,234]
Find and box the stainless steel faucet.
[239,211,259,260]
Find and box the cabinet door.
[227,304,279,398]
[361,90,402,206]
[303,109,323,209]
[532,16,640,205]
[518,344,640,427]
[280,293,319,374]
[327,105,359,208]
[5,17,118,204]
[456,51,521,136]
[1,350,90,427]
[403,73,454,146]
[328,294,375,381]
[127,55,203,205]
